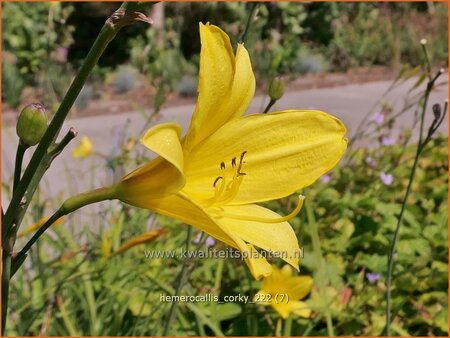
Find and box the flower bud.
[268,77,285,101]
[16,103,48,146]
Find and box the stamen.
[237,151,247,176]
[205,151,248,207]
[216,175,244,204]
[213,176,223,187]
[220,195,305,223]
[204,175,226,207]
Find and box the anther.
[237,151,247,176]
[213,176,223,187]
[231,157,236,168]
[220,162,225,170]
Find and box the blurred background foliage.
[2,2,448,336]
[2,2,448,110]
[8,130,448,336]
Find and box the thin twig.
[240,2,259,43]
[49,128,78,157]
[263,99,276,114]
[385,69,444,335]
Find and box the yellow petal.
[123,192,236,247]
[186,42,256,148]
[72,136,93,158]
[243,244,273,279]
[215,204,301,269]
[273,265,313,299]
[116,123,185,200]
[140,123,184,174]
[184,110,347,204]
[119,191,272,279]
[219,43,255,121]
[184,23,234,149]
[287,276,313,300]
[272,300,311,319]
[185,24,255,149]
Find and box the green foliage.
[296,135,448,336]
[2,54,25,108]
[8,125,447,335]
[2,2,74,77]
[324,3,448,70]
[128,17,190,91]
[2,2,74,108]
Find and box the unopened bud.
[420,38,427,45]
[268,77,285,101]
[16,103,48,146]
[432,103,441,120]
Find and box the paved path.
[2,77,448,211]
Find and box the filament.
[220,195,305,223]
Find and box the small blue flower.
[193,232,202,244]
[370,112,384,125]
[381,136,396,146]
[320,174,331,183]
[380,172,394,186]
[205,236,216,248]
[366,272,381,283]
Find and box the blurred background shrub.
[2,2,447,111]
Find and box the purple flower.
[381,136,396,146]
[193,233,215,247]
[370,112,384,125]
[193,232,202,244]
[320,174,331,183]
[205,236,216,248]
[366,272,381,283]
[365,156,377,167]
[380,172,394,186]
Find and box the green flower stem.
[2,4,149,333]
[4,186,116,333]
[385,69,443,335]
[2,1,143,243]
[3,129,77,250]
[13,141,29,193]
[1,250,11,333]
[11,186,117,276]
[305,200,335,337]
[263,98,277,114]
[163,225,193,336]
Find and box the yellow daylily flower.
[112,23,347,279]
[255,265,313,319]
[17,216,64,238]
[72,136,93,158]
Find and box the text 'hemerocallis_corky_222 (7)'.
[108,22,348,279]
